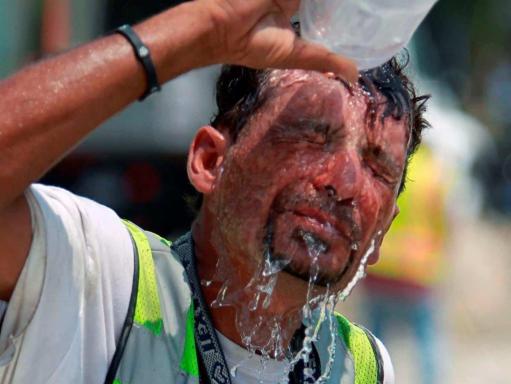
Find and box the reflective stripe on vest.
[335,314,383,384]
[106,223,384,384]
[367,146,447,286]
[106,221,199,384]
[125,220,164,335]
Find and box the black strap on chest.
[104,229,140,384]
[172,233,232,384]
[287,325,322,384]
[172,232,324,384]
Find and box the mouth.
[290,206,355,245]
[291,228,329,253]
[266,207,360,286]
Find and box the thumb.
[280,38,358,83]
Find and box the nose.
[313,151,363,201]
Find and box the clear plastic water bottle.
[299,0,439,70]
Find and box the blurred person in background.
[0,0,70,77]
[363,144,448,384]
[40,0,71,55]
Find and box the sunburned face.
[207,70,410,293]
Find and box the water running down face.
[207,69,410,293]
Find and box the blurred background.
[1,0,510,382]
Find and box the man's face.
[207,70,409,292]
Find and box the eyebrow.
[271,115,334,134]
[293,118,332,132]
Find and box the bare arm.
[0,3,215,210]
[0,0,356,300]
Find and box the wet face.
[207,70,409,292]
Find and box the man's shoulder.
[29,183,129,244]
[28,183,135,294]
[0,185,135,382]
[30,183,122,221]
[312,312,395,384]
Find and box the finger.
[281,38,359,83]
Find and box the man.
[0,0,427,383]
[182,63,425,384]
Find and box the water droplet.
[211,284,229,308]
[249,292,262,311]
[337,238,376,302]
[262,256,290,277]
[230,363,240,378]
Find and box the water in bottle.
[299,0,439,70]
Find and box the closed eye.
[301,122,331,145]
[364,146,401,185]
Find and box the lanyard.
[287,325,322,384]
[172,233,232,384]
[172,232,322,384]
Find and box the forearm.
[0,2,211,210]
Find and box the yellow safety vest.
[368,146,447,287]
[105,221,386,384]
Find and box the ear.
[378,205,400,245]
[392,205,400,221]
[187,126,227,194]
[370,205,400,264]
[382,204,400,236]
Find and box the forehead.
[237,69,410,152]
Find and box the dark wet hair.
[211,56,430,194]
[358,55,430,192]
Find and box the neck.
[191,210,307,358]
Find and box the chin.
[267,227,357,287]
[280,244,358,286]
